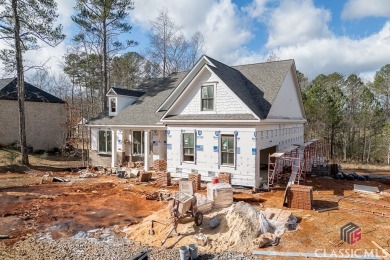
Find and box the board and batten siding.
[168,68,251,115]
[268,68,305,119]
[255,123,305,152]
[166,126,258,187]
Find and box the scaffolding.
[267,139,327,190]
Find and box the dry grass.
[340,162,390,172]
[0,148,83,169]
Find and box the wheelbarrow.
[161,182,203,246]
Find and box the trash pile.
[334,172,369,181]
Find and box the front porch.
[90,126,167,171]
[111,128,167,171]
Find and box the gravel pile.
[0,229,259,260]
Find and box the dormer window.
[201,85,214,111]
[110,97,117,113]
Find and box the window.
[132,131,144,155]
[110,98,117,113]
[182,133,195,162]
[221,135,234,165]
[201,85,214,111]
[98,130,112,153]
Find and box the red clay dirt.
[0,174,169,245]
[0,158,390,256]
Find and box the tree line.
[300,65,390,165]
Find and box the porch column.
[144,130,150,171]
[111,129,117,167]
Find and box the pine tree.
[72,0,137,112]
[0,0,65,165]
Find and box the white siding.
[255,123,305,152]
[166,125,258,187]
[268,68,304,119]
[168,68,251,116]
[109,96,137,116]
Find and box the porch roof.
[87,72,187,126]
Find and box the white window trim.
[220,134,236,167]
[109,97,117,114]
[200,83,216,113]
[182,132,196,163]
[132,130,144,156]
[98,129,112,154]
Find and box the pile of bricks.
[188,173,201,191]
[153,159,167,171]
[156,171,171,186]
[218,172,231,184]
[287,184,313,210]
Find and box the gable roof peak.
[196,56,295,119]
[109,87,145,97]
[0,77,64,103]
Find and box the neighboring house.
[0,78,66,152]
[87,56,306,187]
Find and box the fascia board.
[291,62,307,119]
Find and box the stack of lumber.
[156,171,171,187]
[218,172,231,184]
[207,182,233,208]
[188,173,201,191]
[153,159,167,171]
[287,184,313,210]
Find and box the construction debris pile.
[335,172,369,181]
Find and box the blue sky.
[126,0,390,80]
[2,0,390,81]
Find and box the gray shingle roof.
[86,109,113,125]
[88,56,295,126]
[0,78,65,103]
[206,56,293,119]
[163,114,257,120]
[110,87,145,97]
[87,72,187,126]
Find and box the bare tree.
[146,9,204,77]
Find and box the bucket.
[179,245,190,260]
[212,177,219,184]
[189,243,198,259]
[208,217,220,229]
